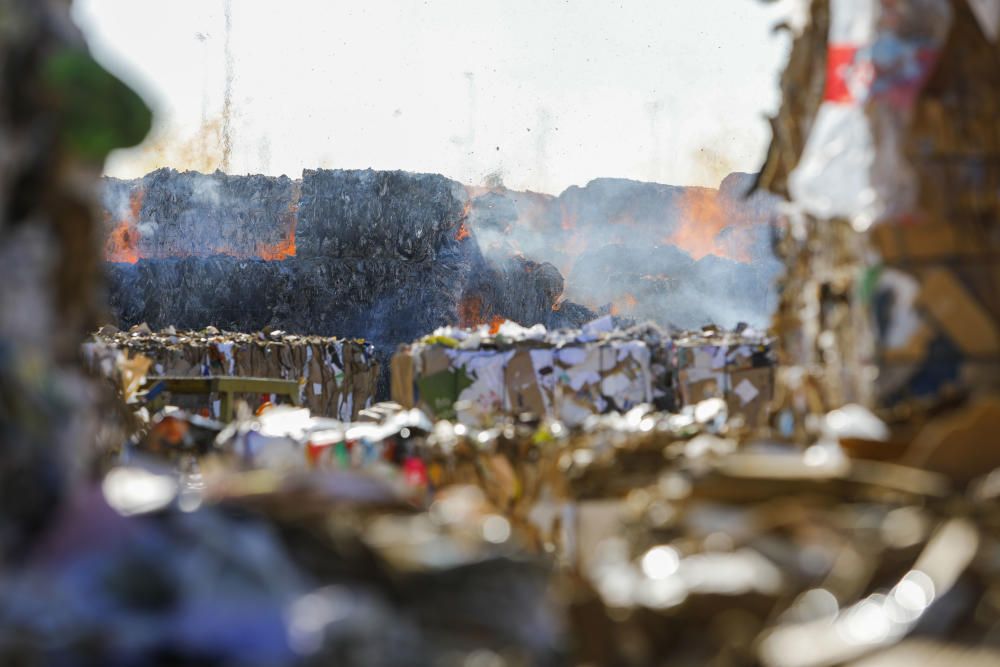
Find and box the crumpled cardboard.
[85,327,379,420]
[393,322,661,425]
[393,321,774,427]
[505,349,550,417]
[671,330,775,428]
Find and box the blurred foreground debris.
[10,388,1000,666]
[0,0,150,560]
[761,0,1000,450]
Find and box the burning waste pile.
[5,0,1000,665]
[468,171,784,327]
[102,167,596,379]
[100,164,783,364]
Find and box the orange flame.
[558,199,579,232]
[104,189,145,264]
[665,188,750,262]
[458,295,506,332]
[609,293,638,317]
[455,222,471,242]
[103,184,300,263]
[258,190,298,260]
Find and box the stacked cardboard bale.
[671,327,776,428]
[391,318,670,425]
[85,327,379,420]
[391,318,774,426]
[103,168,300,261]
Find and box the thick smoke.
[467,171,782,329]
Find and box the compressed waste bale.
[671,326,776,428]
[84,327,379,420]
[391,317,662,425]
[392,318,773,427]
[106,256,289,331]
[103,168,299,261]
[295,168,470,260]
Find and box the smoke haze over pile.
[467,171,782,329]
[102,167,782,331]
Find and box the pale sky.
[73,0,793,193]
